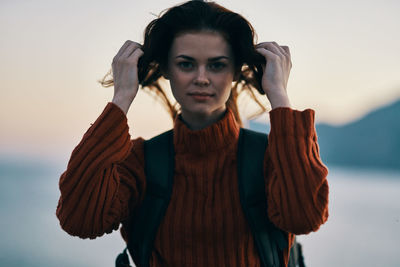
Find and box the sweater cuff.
[86,102,128,138]
[269,107,315,137]
[76,102,131,163]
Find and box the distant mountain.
[316,100,400,170]
[249,99,400,171]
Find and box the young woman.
[56,1,329,266]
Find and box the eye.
[208,62,227,71]
[177,61,194,70]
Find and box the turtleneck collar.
[173,108,240,155]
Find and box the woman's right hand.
[111,40,144,115]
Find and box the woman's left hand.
[256,42,292,109]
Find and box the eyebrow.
[175,55,230,61]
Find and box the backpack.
[116,128,305,267]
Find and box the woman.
[56,1,329,266]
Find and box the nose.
[193,67,210,86]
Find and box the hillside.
[316,100,400,170]
[249,99,400,171]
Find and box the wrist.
[112,94,134,115]
[267,91,292,109]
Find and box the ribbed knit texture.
[56,102,329,267]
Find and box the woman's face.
[166,31,235,123]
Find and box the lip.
[189,94,213,101]
[187,92,214,101]
[187,91,214,96]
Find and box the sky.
[0,0,399,163]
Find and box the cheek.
[215,74,234,96]
[170,68,192,84]
[169,71,192,97]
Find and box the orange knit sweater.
[56,102,329,267]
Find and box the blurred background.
[1,0,399,266]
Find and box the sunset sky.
[1,0,399,163]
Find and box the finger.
[127,48,144,65]
[123,41,142,56]
[256,42,285,58]
[113,41,142,63]
[257,42,289,57]
[120,42,142,58]
[281,46,291,57]
[279,46,292,68]
[114,40,134,61]
[256,47,278,63]
[272,42,287,56]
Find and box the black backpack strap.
[115,248,131,267]
[237,128,288,267]
[287,237,305,267]
[126,130,174,267]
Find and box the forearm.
[265,107,329,234]
[56,103,144,238]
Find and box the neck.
[180,107,227,130]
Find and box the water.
[297,168,400,267]
[0,162,399,266]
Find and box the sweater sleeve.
[56,102,146,239]
[264,107,329,235]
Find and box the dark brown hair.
[100,0,266,125]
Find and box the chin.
[183,104,226,117]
